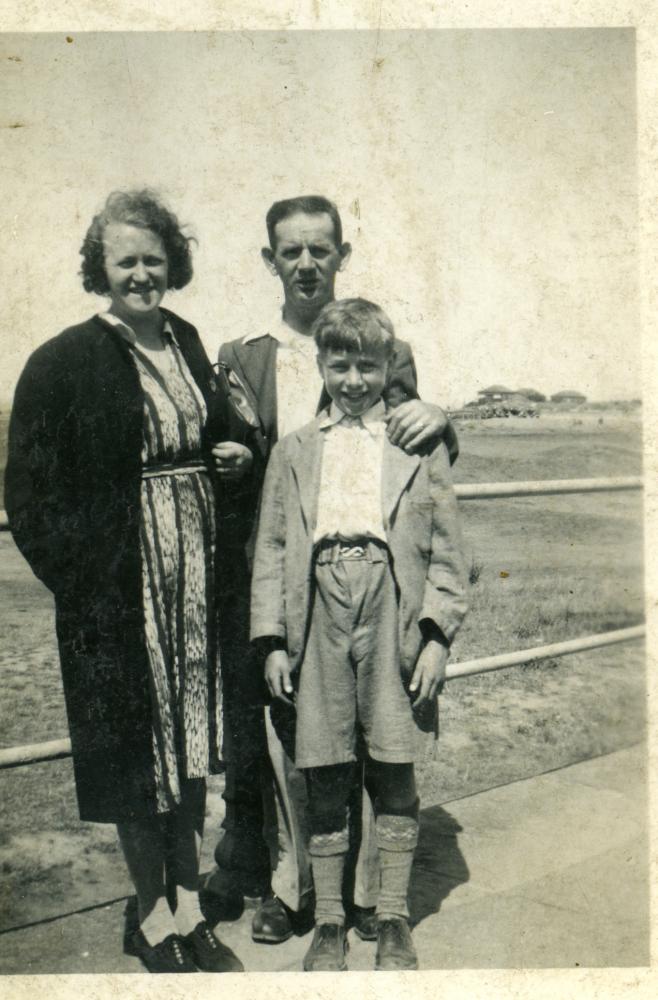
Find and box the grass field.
[0,413,645,934]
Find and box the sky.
[0,29,638,408]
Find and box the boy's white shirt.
[243,319,390,542]
[314,399,388,543]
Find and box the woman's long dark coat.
[5,309,249,822]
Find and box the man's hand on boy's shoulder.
[409,639,449,707]
[264,648,295,706]
[385,401,454,457]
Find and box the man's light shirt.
[244,318,320,438]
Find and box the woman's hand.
[265,649,295,706]
[212,442,253,482]
[385,401,448,454]
[409,639,449,708]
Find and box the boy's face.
[317,348,390,418]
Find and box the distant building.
[477,384,514,402]
[550,390,587,404]
[505,393,536,413]
[516,387,546,402]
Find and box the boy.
[250,298,468,971]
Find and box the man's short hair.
[312,298,396,360]
[266,195,343,249]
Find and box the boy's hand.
[212,442,253,481]
[265,649,295,706]
[385,401,447,454]
[409,640,449,708]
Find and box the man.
[205,196,458,945]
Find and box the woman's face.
[103,222,169,323]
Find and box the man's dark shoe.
[251,893,293,943]
[303,922,348,972]
[351,905,378,942]
[129,929,197,973]
[184,921,245,973]
[291,899,316,936]
[375,918,418,971]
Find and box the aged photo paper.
[0,2,656,999]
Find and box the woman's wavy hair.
[80,189,194,294]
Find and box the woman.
[5,190,251,973]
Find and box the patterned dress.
[125,323,222,814]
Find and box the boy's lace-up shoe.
[183,921,244,972]
[375,918,418,970]
[303,923,348,971]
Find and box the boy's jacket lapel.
[382,438,421,525]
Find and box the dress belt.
[142,460,208,480]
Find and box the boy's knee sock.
[375,811,419,921]
[309,829,349,925]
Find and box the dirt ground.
[0,414,645,943]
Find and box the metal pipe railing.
[453,476,643,500]
[0,476,644,770]
[0,625,644,771]
[0,475,644,532]
[0,738,72,770]
[447,624,644,680]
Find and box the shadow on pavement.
[409,804,469,928]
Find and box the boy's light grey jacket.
[250,412,468,678]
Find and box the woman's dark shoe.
[130,929,197,973]
[374,918,418,970]
[123,888,179,953]
[123,897,139,956]
[351,905,378,941]
[251,893,294,943]
[183,921,244,972]
[303,923,348,972]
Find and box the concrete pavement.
[0,743,647,973]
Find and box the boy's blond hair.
[312,298,396,359]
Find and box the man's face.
[317,348,390,417]
[263,212,351,320]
